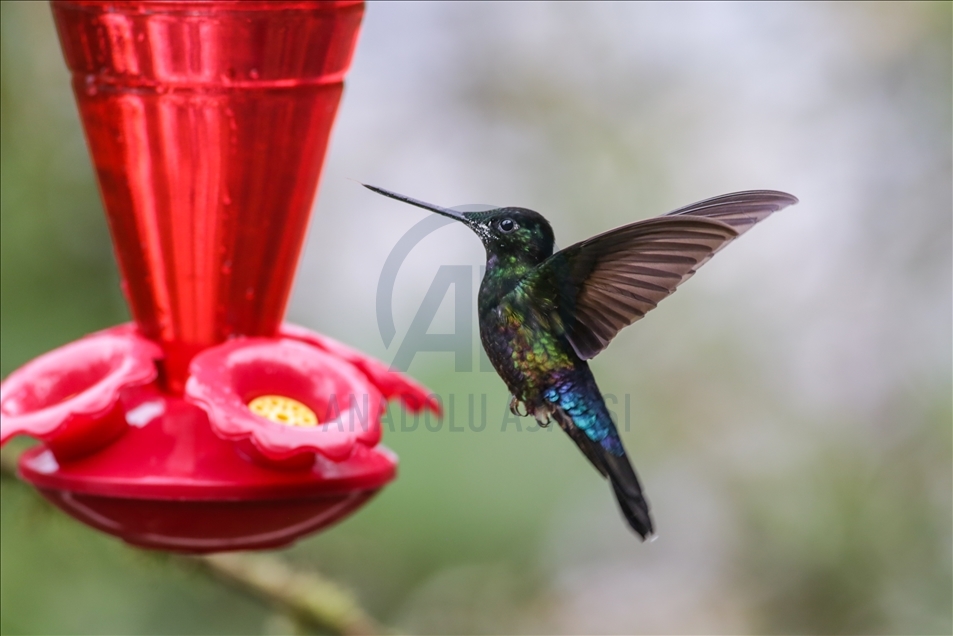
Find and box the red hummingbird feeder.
[0,0,436,552]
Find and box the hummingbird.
[366,184,798,539]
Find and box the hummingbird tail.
[603,451,655,540]
[551,407,655,540]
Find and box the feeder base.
[16,387,397,553]
[36,487,377,552]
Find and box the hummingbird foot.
[533,406,552,428]
[509,396,529,417]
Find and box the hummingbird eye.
[498,218,518,233]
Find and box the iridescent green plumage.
[366,184,798,539]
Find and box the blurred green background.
[1,2,950,634]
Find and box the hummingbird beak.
[362,184,470,224]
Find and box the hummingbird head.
[364,184,555,263]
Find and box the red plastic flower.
[186,337,386,465]
[0,325,161,460]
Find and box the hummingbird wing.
[524,190,797,360]
[664,190,798,235]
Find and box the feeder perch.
[0,0,437,553]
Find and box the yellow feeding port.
[248,395,318,427]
